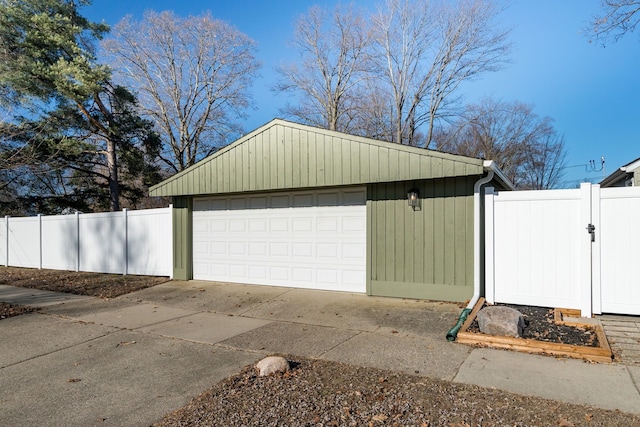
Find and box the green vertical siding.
[149,119,484,198]
[172,196,193,280]
[367,176,478,302]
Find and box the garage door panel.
[209,199,227,210]
[343,190,366,205]
[317,243,338,258]
[269,242,289,257]
[343,216,366,232]
[229,264,247,278]
[318,192,339,206]
[269,218,289,232]
[293,218,313,232]
[343,243,365,258]
[249,196,267,208]
[229,242,246,255]
[210,242,226,255]
[317,217,339,232]
[229,219,245,232]
[193,188,366,292]
[292,242,313,257]
[269,266,289,281]
[229,198,246,209]
[293,194,313,207]
[271,195,290,207]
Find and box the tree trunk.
[106,138,120,211]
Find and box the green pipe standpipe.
[446,308,472,341]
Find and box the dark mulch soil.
[468,303,599,347]
[0,266,169,299]
[154,356,640,426]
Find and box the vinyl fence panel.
[41,214,78,271]
[79,211,127,274]
[3,207,172,277]
[7,216,41,269]
[126,207,172,276]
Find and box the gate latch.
[586,223,596,242]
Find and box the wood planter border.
[456,298,614,363]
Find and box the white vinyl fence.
[1,206,173,277]
[485,183,640,316]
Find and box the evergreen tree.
[0,0,161,213]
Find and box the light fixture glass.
[407,188,419,210]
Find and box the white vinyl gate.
[597,186,640,315]
[485,183,640,316]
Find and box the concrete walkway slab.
[321,331,472,381]
[0,284,91,307]
[75,303,197,329]
[137,311,272,344]
[0,313,117,368]
[455,348,640,414]
[221,321,360,358]
[122,280,289,314]
[1,326,259,427]
[238,287,461,338]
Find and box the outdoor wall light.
[407,188,419,210]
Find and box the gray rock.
[477,306,525,337]
[256,356,290,376]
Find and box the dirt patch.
[154,356,640,426]
[0,266,169,299]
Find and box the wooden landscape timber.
[456,298,614,363]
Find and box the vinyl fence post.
[75,211,80,272]
[123,208,128,276]
[37,214,42,270]
[484,187,495,304]
[579,182,593,318]
[4,216,8,267]
[168,204,173,279]
[591,184,602,315]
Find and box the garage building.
[149,119,511,302]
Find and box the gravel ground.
[155,356,640,426]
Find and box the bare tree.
[434,99,567,189]
[368,0,510,146]
[102,11,261,173]
[519,132,567,190]
[588,0,640,44]
[275,4,372,133]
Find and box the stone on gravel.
[477,306,525,337]
[256,356,290,376]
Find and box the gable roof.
[600,156,640,187]
[150,119,495,197]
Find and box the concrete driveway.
[1,280,640,426]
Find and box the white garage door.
[192,187,367,293]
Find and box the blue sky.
[82,0,639,188]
